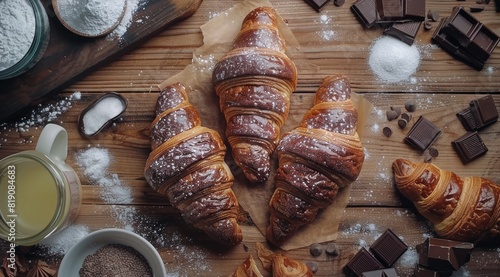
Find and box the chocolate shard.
[344,248,384,277]
[451,131,488,164]
[369,229,408,267]
[417,238,474,271]
[405,116,442,152]
[470,95,499,129]
[404,0,426,20]
[362,268,398,277]
[303,0,330,12]
[416,266,453,277]
[351,0,378,28]
[384,21,422,45]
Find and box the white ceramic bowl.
[58,228,166,276]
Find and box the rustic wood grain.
[1,0,500,276]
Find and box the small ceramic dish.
[58,228,166,276]
[52,0,127,37]
[78,92,127,138]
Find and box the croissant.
[266,75,365,245]
[212,6,298,183]
[144,82,242,246]
[393,158,500,244]
[256,242,314,277]
[231,255,264,277]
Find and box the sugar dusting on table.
[38,224,90,255]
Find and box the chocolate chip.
[398,118,408,129]
[325,243,340,256]
[427,10,440,21]
[334,0,345,7]
[306,261,319,273]
[424,20,433,30]
[309,243,324,257]
[428,147,439,158]
[404,99,417,112]
[386,110,399,121]
[390,106,402,117]
[243,244,249,252]
[423,151,433,163]
[383,126,393,137]
[401,112,412,122]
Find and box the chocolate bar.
[369,229,408,267]
[416,238,473,271]
[376,0,425,22]
[384,21,422,45]
[362,268,398,277]
[405,116,442,152]
[432,7,499,70]
[452,131,488,164]
[416,266,453,277]
[344,248,384,277]
[457,95,499,131]
[351,0,378,28]
[303,0,329,12]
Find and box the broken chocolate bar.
[344,248,384,277]
[457,95,499,131]
[351,0,378,28]
[362,268,398,277]
[303,0,330,12]
[376,0,426,22]
[416,238,474,271]
[452,131,488,164]
[384,21,422,45]
[370,229,408,267]
[405,116,442,152]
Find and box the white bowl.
[58,228,166,276]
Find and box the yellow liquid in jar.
[0,159,58,237]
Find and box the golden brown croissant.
[231,255,264,277]
[144,82,243,246]
[256,242,314,277]
[212,6,298,183]
[393,158,500,244]
[266,75,365,245]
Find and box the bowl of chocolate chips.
[58,228,166,276]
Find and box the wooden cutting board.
[0,0,203,122]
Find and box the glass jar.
[0,0,50,80]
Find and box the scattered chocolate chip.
[398,118,408,129]
[390,106,402,117]
[325,243,340,256]
[401,113,412,122]
[427,10,440,21]
[423,150,433,163]
[470,5,485,12]
[428,147,439,158]
[405,99,417,112]
[383,126,393,137]
[306,261,319,273]
[386,110,399,121]
[424,20,433,30]
[243,244,249,252]
[334,0,345,7]
[309,243,324,257]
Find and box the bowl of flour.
[0,0,50,80]
[53,0,127,37]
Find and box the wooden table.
[1,0,499,276]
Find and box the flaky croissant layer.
[144,83,243,246]
[393,158,500,244]
[213,6,298,183]
[267,75,365,245]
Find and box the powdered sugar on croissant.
[212,6,297,183]
[267,75,365,245]
[144,83,243,246]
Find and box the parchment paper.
[158,0,373,250]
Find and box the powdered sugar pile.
[106,0,145,41]
[75,147,133,204]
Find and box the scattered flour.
[38,224,90,255]
[368,36,421,83]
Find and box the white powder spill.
[368,36,421,83]
[38,224,90,255]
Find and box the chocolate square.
[470,95,499,129]
[376,0,404,21]
[362,268,398,277]
[403,0,426,20]
[456,107,477,131]
[384,21,422,45]
[466,24,500,63]
[369,229,408,267]
[442,7,482,46]
[405,116,442,152]
[416,266,453,277]
[351,0,378,28]
[303,0,330,12]
[452,131,488,164]
[417,238,473,271]
[344,248,384,277]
